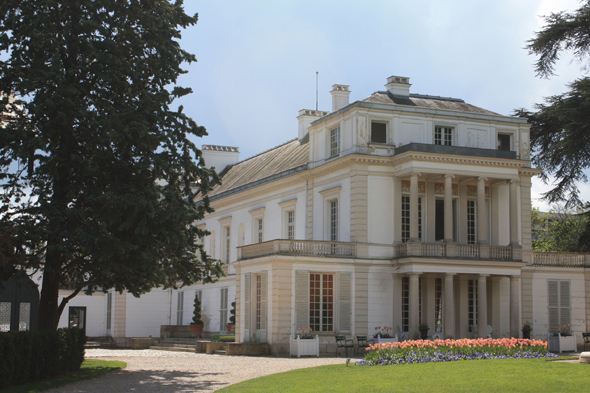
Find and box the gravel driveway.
[45,349,354,392]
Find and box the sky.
[172,0,588,210]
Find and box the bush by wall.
[0,328,86,389]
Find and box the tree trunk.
[37,249,61,330]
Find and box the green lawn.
[218,358,588,393]
[3,359,126,393]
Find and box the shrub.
[0,328,86,389]
[357,338,557,366]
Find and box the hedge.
[0,328,86,389]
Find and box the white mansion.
[56,75,590,354]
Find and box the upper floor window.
[371,122,387,144]
[329,199,339,242]
[279,199,297,240]
[497,133,512,151]
[435,126,453,146]
[286,211,295,240]
[256,219,263,243]
[224,226,231,263]
[330,127,340,157]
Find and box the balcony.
[393,242,519,261]
[531,252,590,268]
[238,239,356,260]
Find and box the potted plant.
[522,321,532,339]
[419,320,430,340]
[226,301,236,334]
[290,327,319,357]
[373,326,397,343]
[189,292,204,338]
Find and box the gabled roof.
[201,139,308,201]
[363,91,499,116]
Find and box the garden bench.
[583,333,590,351]
[335,335,354,357]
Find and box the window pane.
[19,303,31,331]
[371,122,387,143]
[0,302,11,332]
[497,134,511,151]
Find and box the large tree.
[0,1,223,330]
[515,0,590,251]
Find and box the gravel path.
[45,349,356,392]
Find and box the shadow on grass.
[41,368,229,393]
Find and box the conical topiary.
[229,301,236,325]
[191,292,203,325]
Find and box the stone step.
[152,343,195,349]
[84,341,101,348]
[214,350,227,355]
[149,346,195,353]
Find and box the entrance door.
[69,307,86,336]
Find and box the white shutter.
[548,280,559,330]
[339,272,352,332]
[244,273,251,340]
[559,281,571,327]
[295,271,310,329]
[260,271,268,333]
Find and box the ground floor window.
[256,275,262,330]
[220,288,228,331]
[176,291,184,326]
[106,293,113,330]
[435,278,443,327]
[548,280,570,334]
[401,277,409,331]
[310,274,333,332]
[468,279,478,327]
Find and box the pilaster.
[354,264,370,336]
[350,168,368,243]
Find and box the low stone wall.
[113,337,155,349]
[226,343,271,356]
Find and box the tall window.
[256,219,263,243]
[224,226,231,263]
[220,287,228,331]
[176,291,184,326]
[0,302,10,332]
[468,279,478,327]
[467,200,477,244]
[401,277,409,332]
[435,126,453,146]
[106,293,112,330]
[371,122,387,143]
[19,303,30,331]
[401,195,422,242]
[330,200,339,241]
[256,275,262,329]
[497,133,511,151]
[418,278,423,323]
[310,274,334,332]
[548,280,570,334]
[286,211,295,240]
[330,127,340,157]
[435,278,443,327]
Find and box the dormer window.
[371,122,387,144]
[435,126,453,146]
[330,127,340,157]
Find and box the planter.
[547,333,577,353]
[376,335,398,344]
[190,324,204,338]
[522,329,531,340]
[419,328,429,340]
[226,324,233,334]
[290,335,319,357]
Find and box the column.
[409,174,420,242]
[444,175,454,242]
[510,275,520,338]
[509,180,519,246]
[477,275,488,339]
[444,273,455,339]
[409,273,420,339]
[477,177,487,244]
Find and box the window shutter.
[244,273,251,339]
[260,271,268,331]
[295,271,309,329]
[559,281,571,327]
[548,280,559,329]
[339,272,352,332]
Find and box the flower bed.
[356,338,557,366]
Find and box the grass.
[3,359,126,393]
[218,358,589,392]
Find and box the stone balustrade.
[531,252,589,267]
[395,242,517,260]
[238,239,356,260]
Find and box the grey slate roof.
[364,91,499,115]
[203,138,308,200]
